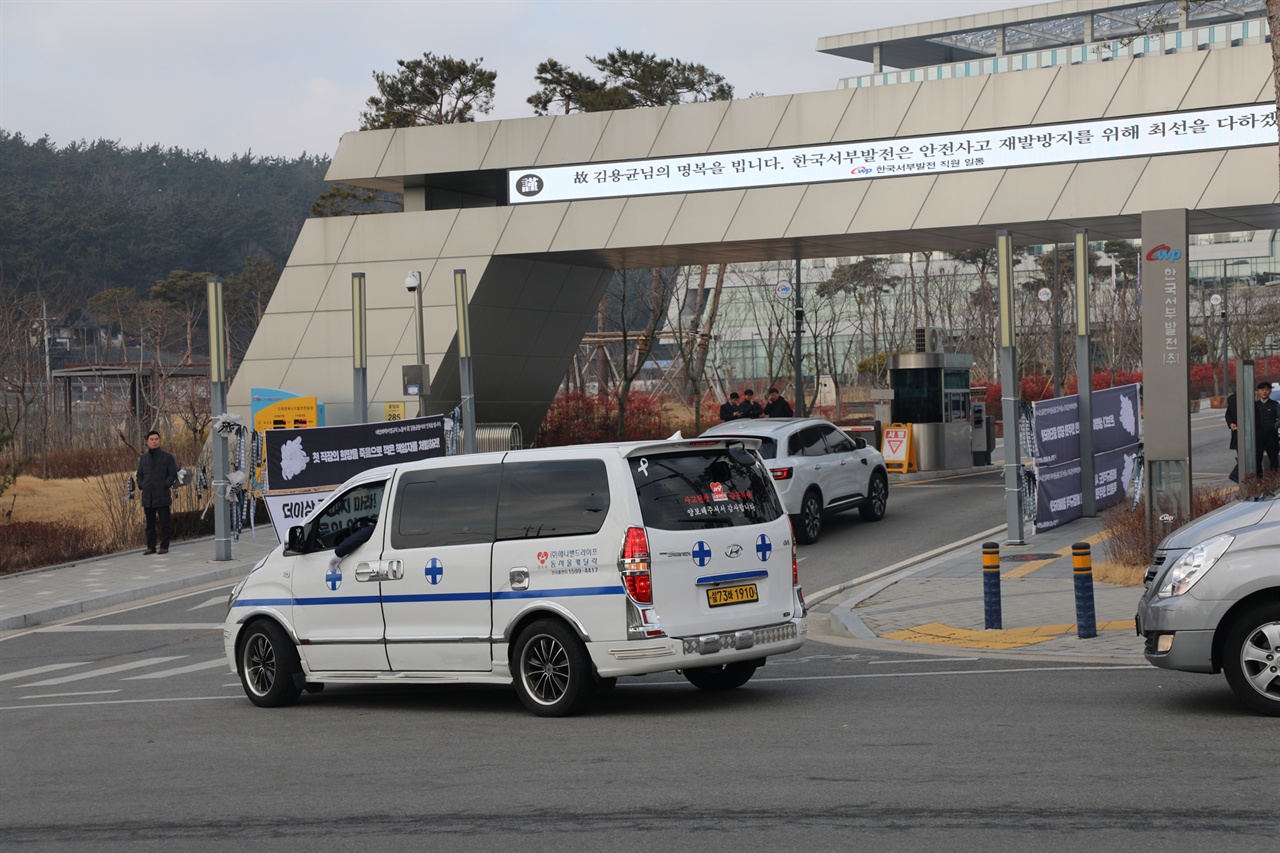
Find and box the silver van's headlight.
[1157,534,1233,598]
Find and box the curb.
[0,560,259,632]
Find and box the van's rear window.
[629,448,783,530]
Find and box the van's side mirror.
[287,526,308,553]
[853,437,867,450]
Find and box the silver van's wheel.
[793,490,823,545]
[238,620,302,708]
[860,471,888,521]
[513,619,593,717]
[1222,603,1280,717]
[683,660,761,691]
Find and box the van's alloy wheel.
[513,619,593,717]
[1223,603,1280,717]
[239,620,302,708]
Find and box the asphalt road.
[2,425,1268,852]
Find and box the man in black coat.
[136,429,179,554]
[719,392,742,422]
[763,387,793,418]
[740,389,763,419]
[1255,381,1280,476]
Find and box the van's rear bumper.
[587,617,806,678]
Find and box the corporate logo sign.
[508,103,1275,204]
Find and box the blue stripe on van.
[231,587,625,608]
[695,570,768,585]
[293,595,383,606]
[494,585,625,600]
[382,592,491,604]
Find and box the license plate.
[707,583,758,608]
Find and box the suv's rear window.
[629,447,783,530]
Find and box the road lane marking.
[19,656,187,687]
[21,690,120,699]
[188,596,230,611]
[866,657,979,664]
[0,663,89,683]
[0,695,243,711]
[122,659,229,680]
[35,624,221,632]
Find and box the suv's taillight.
[770,467,793,481]
[619,525,652,604]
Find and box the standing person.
[136,429,179,555]
[719,391,742,422]
[1254,381,1280,477]
[1225,391,1239,483]
[740,388,763,419]
[763,387,793,418]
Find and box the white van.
[224,437,807,716]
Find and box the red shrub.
[533,391,676,447]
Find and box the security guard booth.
[887,342,974,472]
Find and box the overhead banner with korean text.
[262,415,446,538]
[508,104,1275,205]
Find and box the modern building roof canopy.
[817,0,1267,69]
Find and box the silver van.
[224,437,806,716]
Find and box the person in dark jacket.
[1255,381,1280,476]
[719,392,742,422]
[739,389,763,419]
[1225,392,1239,483]
[136,429,179,554]
[763,387,793,418]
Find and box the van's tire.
[1222,603,1280,717]
[682,660,761,691]
[513,619,594,717]
[238,620,302,708]
[859,471,889,522]
[793,490,823,545]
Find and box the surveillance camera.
[404,271,421,292]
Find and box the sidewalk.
[0,530,280,631]
[809,511,1145,660]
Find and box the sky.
[1,0,1033,161]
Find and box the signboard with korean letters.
[509,104,1274,205]
[262,415,446,539]
[1032,384,1143,532]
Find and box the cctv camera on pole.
[402,271,429,417]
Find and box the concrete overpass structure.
[228,0,1278,441]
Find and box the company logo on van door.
[1145,244,1183,261]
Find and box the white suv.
[699,417,888,544]
[224,436,806,716]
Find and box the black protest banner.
[264,415,446,492]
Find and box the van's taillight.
[620,525,652,604]
[771,467,793,481]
